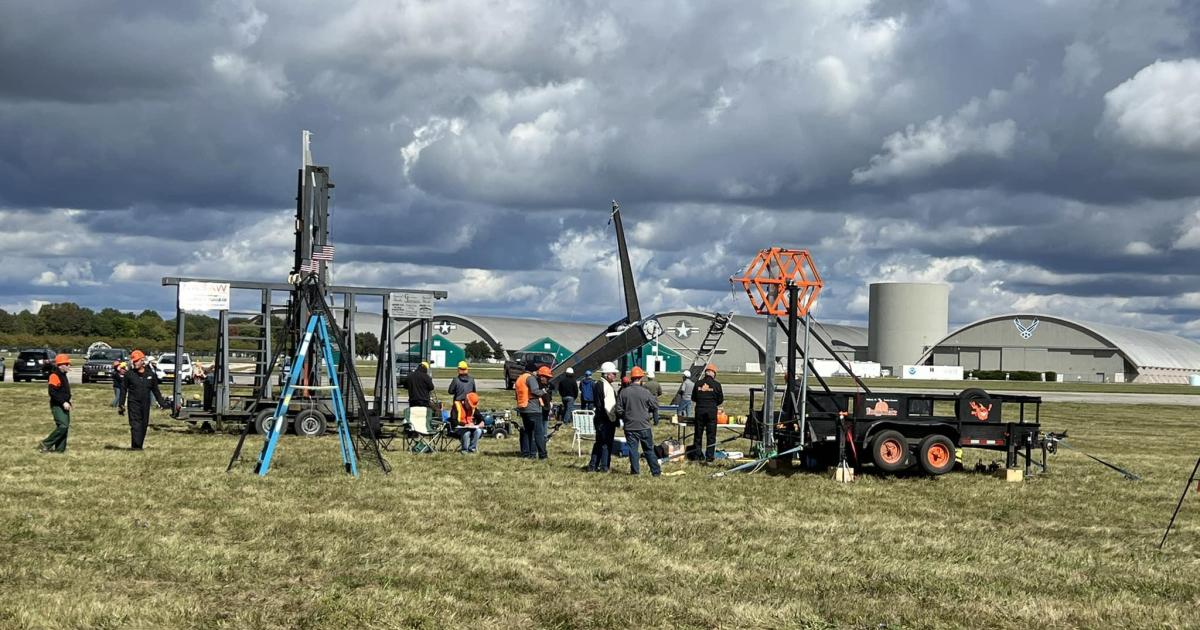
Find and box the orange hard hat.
[630,366,646,379]
[466,392,480,406]
[131,350,146,361]
[536,366,553,377]
[705,363,717,374]
[54,353,71,366]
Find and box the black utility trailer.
[749,386,1049,476]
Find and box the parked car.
[154,352,195,384]
[81,348,128,383]
[503,351,557,389]
[13,348,56,382]
[394,351,423,388]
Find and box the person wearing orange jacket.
[450,392,485,453]
[118,349,169,451]
[38,354,73,453]
[514,364,552,459]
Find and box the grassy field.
[3,383,1200,629]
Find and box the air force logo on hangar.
[1014,318,1039,340]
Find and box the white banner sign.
[388,292,434,319]
[901,365,964,380]
[179,282,230,311]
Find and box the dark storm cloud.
[2,0,1200,338]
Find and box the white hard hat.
[600,361,618,374]
[566,367,574,374]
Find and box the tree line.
[0,302,274,354]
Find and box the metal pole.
[171,291,185,413]
[798,311,812,448]
[219,309,230,414]
[761,292,778,453]
[1160,456,1200,549]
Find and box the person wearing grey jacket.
[616,367,661,476]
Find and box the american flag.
[299,260,317,273]
[312,244,335,261]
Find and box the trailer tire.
[254,409,286,436]
[293,409,328,437]
[957,388,993,422]
[918,434,956,476]
[870,430,909,473]
[493,429,508,440]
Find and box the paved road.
[14,370,1197,407]
[391,378,1200,407]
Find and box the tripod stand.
[1159,456,1200,549]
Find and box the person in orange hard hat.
[118,349,169,451]
[689,364,724,463]
[38,354,73,453]
[615,365,660,476]
[450,391,485,453]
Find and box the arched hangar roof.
[916,313,1200,371]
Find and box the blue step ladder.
[254,313,358,477]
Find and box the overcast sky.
[4,0,1200,339]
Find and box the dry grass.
[2,383,1200,629]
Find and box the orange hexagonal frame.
[735,248,823,316]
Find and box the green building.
[521,337,574,365]
[407,334,464,369]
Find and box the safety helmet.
[536,366,553,378]
[600,362,618,374]
[705,363,718,374]
[584,370,593,377]
[457,361,469,370]
[630,366,646,379]
[466,392,480,406]
[566,367,574,375]
[54,353,71,366]
[420,361,430,370]
[131,350,145,362]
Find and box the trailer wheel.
[918,434,956,475]
[293,409,328,437]
[493,429,508,440]
[871,430,909,473]
[254,409,286,436]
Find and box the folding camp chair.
[403,407,441,453]
[570,409,596,457]
[434,410,462,453]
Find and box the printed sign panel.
[388,292,434,319]
[179,282,230,311]
[863,396,900,417]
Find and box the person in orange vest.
[118,349,169,451]
[514,364,552,459]
[450,392,485,453]
[38,354,73,453]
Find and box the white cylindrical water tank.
[868,282,950,371]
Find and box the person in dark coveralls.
[586,362,620,472]
[558,367,578,424]
[118,350,169,451]
[616,366,661,476]
[39,354,74,453]
[690,363,724,463]
[406,361,436,408]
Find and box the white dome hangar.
[916,313,1200,384]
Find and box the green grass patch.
[2,383,1200,628]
